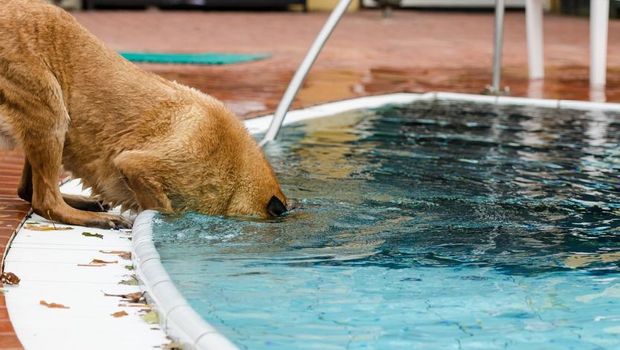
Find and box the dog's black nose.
[267,196,287,217]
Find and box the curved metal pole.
[260,0,353,146]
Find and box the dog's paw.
[86,214,133,230]
[107,215,133,230]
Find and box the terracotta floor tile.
[0,334,22,349]
[0,321,14,333]
[0,307,9,320]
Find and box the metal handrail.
[491,0,505,94]
[259,0,352,146]
[261,0,506,144]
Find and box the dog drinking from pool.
[0,0,289,228]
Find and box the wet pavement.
[71,9,620,117]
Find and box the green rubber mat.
[119,52,270,65]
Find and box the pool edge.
[132,210,238,350]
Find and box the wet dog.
[0,0,288,228]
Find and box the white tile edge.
[132,210,238,350]
[244,92,620,134]
[244,92,433,134]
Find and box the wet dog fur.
[0,0,287,228]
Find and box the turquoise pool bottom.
[154,101,620,349]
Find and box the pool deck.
[1,7,620,348]
[3,180,169,350]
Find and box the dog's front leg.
[18,158,110,213]
[14,82,131,229]
[25,128,131,229]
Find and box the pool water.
[153,101,620,349]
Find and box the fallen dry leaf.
[40,300,70,309]
[99,250,131,260]
[119,276,139,286]
[78,258,119,267]
[1,272,20,285]
[119,303,148,308]
[82,232,103,239]
[111,310,128,318]
[123,292,145,303]
[103,291,145,303]
[162,341,183,350]
[141,310,159,324]
[91,259,118,264]
[25,223,73,231]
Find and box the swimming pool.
[152,99,620,349]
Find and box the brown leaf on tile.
[103,291,145,303]
[77,258,118,267]
[124,292,145,303]
[40,300,70,309]
[1,272,20,285]
[25,223,73,231]
[120,303,148,307]
[111,310,128,318]
[162,341,183,350]
[91,259,118,264]
[99,250,132,260]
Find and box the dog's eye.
[267,196,287,217]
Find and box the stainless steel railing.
[261,0,506,145]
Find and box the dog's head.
[113,97,288,219]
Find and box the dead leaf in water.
[25,224,73,231]
[40,300,69,309]
[111,310,128,318]
[99,250,131,260]
[82,232,103,239]
[1,272,20,285]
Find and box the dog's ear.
[267,195,287,217]
[113,150,173,213]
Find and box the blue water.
[153,101,620,349]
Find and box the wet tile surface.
[0,151,26,349]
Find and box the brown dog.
[0,0,288,229]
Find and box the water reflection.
[157,101,620,275]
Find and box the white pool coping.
[245,92,620,135]
[132,210,237,350]
[3,180,169,350]
[6,92,620,350]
